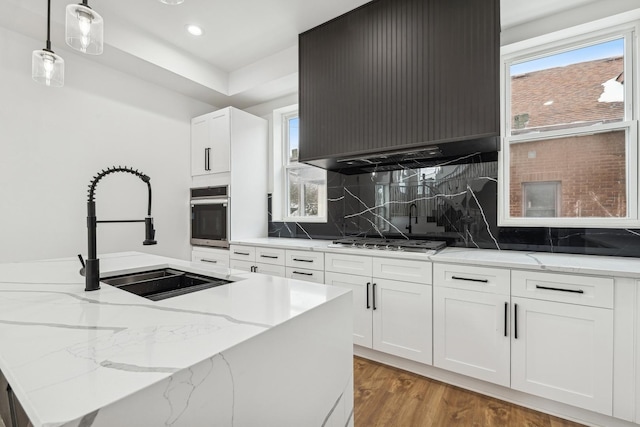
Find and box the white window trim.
[272,104,328,223]
[498,21,640,228]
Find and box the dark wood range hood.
[299,0,500,174]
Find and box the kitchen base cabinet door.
[254,263,285,277]
[325,272,372,348]
[229,259,254,273]
[511,297,613,415]
[433,287,510,386]
[372,279,432,365]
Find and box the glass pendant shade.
[159,0,185,4]
[65,3,103,55]
[32,49,64,87]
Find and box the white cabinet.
[191,107,268,242]
[191,247,230,268]
[372,278,432,363]
[433,264,511,387]
[510,270,614,416]
[229,244,285,276]
[325,253,432,365]
[285,249,325,284]
[191,109,230,176]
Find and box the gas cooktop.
[330,237,446,253]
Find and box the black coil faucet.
[80,166,157,291]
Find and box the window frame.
[272,105,327,223]
[498,23,640,228]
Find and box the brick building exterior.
[509,57,626,217]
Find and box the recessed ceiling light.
[186,24,203,36]
[543,100,554,106]
[160,0,185,5]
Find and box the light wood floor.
[354,356,586,427]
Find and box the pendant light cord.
[45,0,51,51]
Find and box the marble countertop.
[0,252,349,427]
[231,238,640,278]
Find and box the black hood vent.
[298,0,500,174]
[304,136,500,175]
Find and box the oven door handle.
[191,199,229,205]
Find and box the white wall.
[0,26,215,263]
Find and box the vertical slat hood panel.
[299,0,500,172]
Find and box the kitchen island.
[0,252,353,427]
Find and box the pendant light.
[65,0,103,55]
[32,0,64,87]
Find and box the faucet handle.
[77,254,86,276]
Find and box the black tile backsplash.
[268,155,640,257]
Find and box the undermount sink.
[101,268,231,301]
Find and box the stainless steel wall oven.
[190,186,229,248]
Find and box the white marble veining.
[232,238,640,278]
[0,252,353,427]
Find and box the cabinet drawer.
[255,263,285,277]
[229,245,255,261]
[286,250,325,270]
[229,259,254,273]
[373,257,431,285]
[255,247,286,266]
[192,248,229,267]
[286,267,325,284]
[325,253,372,276]
[434,263,510,295]
[511,270,613,309]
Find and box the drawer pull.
[535,285,584,294]
[292,271,313,276]
[200,259,218,264]
[260,255,279,259]
[366,282,371,309]
[372,283,377,310]
[234,251,250,256]
[292,258,313,263]
[514,303,519,340]
[451,276,489,283]
[504,302,508,337]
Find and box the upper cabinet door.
[298,0,500,168]
[191,109,231,176]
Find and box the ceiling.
[0,0,612,108]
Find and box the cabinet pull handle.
[260,255,279,259]
[514,303,519,340]
[234,251,250,256]
[366,282,371,309]
[293,271,312,276]
[372,283,377,310]
[535,285,584,294]
[292,258,313,263]
[451,276,488,283]
[504,302,508,337]
[201,259,218,264]
[205,147,211,171]
[7,384,18,427]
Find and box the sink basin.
[101,268,231,301]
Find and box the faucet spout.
[84,166,157,292]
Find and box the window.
[273,106,327,222]
[522,182,560,217]
[499,26,638,228]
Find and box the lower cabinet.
[433,287,510,386]
[0,370,29,427]
[372,278,432,364]
[511,296,614,415]
[433,263,511,386]
[191,247,230,268]
[325,253,432,365]
[229,244,286,277]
